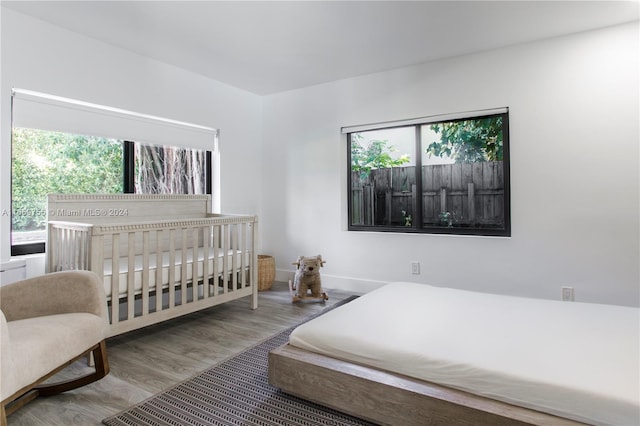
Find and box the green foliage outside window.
[425,116,503,163]
[11,128,123,232]
[350,135,410,177]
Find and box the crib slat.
[90,233,103,284]
[48,226,57,272]
[202,225,210,299]
[55,226,62,271]
[68,228,74,269]
[62,228,69,270]
[213,225,220,296]
[80,229,87,269]
[81,229,88,270]
[168,229,176,309]
[67,229,73,269]
[127,232,135,320]
[58,228,64,270]
[111,233,120,325]
[46,225,54,272]
[142,230,150,316]
[231,224,238,291]
[61,227,67,270]
[78,229,84,269]
[74,229,81,269]
[56,227,63,271]
[181,228,188,306]
[65,228,71,270]
[85,229,92,270]
[77,230,84,269]
[49,226,56,271]
[240,223,247,288]
[61,228,68,270]
[192,227,199,300]
[155,229,163,313]
[222,224,229,294]
[250,220,258,309]
[60,227,66,270]
[68,228,74,270]
[74,229,80,269]
[69,229,76,269]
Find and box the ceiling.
[3,1,638,95]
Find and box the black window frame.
[347,111,510,237]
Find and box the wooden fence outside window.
[352,161,505,228]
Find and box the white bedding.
[102,248,249,299]
[289,282,639,425]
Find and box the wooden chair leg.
[2,390,39,419]
[37,341,109,396]
[1,402,7,426]
[1,341,109,422]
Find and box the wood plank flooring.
[7,282,356,426]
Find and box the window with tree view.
[348,110,510,236]
[11,128,211,255]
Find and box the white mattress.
[289,282,640,425]
[102,248,249,299]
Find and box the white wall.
[261,22,639,306]
[2,9,638,305]
[0,9,263,273]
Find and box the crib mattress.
[102,248,250,299]
[289,282,640,425]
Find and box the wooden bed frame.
[268,344,587,426]
[46,194,258,337]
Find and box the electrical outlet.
[411,262,420,275]
[561,286,574,302]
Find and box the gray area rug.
[103,296,376,426]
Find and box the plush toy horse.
[289,255,328,303]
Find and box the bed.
[46,194,258,337]
[268,282,639,426]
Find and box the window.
[346,109,510,236]
[10,130,212,255]
[10,89,218,255]
[10,129,123,255]
[128,141,211,195]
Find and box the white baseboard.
[275,269,386,295]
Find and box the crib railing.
[47,214,258,336]
[47,221,93,272]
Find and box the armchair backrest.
[0,271,108,327]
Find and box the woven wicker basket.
[257,255,275,291]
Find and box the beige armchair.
[0,271,110,425]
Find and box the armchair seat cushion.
[3,313,109,400]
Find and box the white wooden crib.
[46,194,258,337]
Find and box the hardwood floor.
[7,282,356,426]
